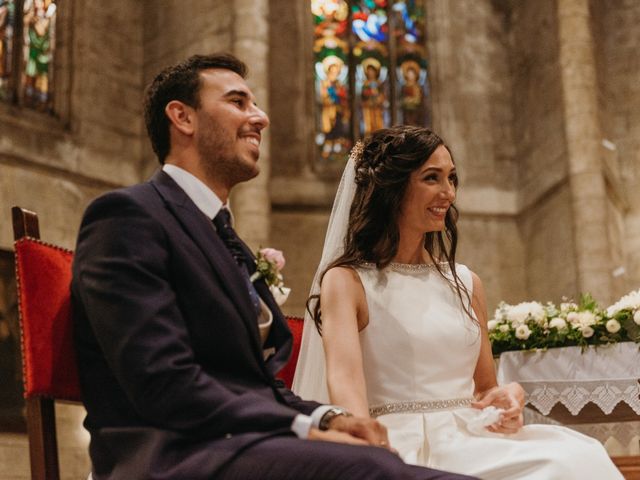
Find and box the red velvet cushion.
[277,316,304,389]
[14,238,81,401]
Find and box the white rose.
[606,319,621,333]
[634,309,640,326]
[487,320,499,331]
[549,317,568,331]
[567,312,579,325]
[499,324,510,333]
[581,325,595,338]
[530,303,546,325]
[507,309,528,326]
[578,311,597,327]
[515,324,531,340]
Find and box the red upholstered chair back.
[12,206,80,480]
[14,238,80,401]
[277,316,304,388]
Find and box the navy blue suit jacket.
[72,170,321,479]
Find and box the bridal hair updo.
[309,125,472,332]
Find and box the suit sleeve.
[73,191,314,437]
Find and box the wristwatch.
[318,407,353,431]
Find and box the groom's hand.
[325,415,394,452]
[308,427,368,446]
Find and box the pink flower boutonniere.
[250,248,291,306]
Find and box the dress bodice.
[356,263,480,410]
[350,263,621,479]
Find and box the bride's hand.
[472,382,525,434]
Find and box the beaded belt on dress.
[369,398,474,418]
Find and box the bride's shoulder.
[321,266,367,305]
[452,263,483,292]
[453,263,473,279]
[323,265,363,288]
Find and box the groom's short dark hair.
[143,53,248,164]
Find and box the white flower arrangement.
[606,288,640,320]
[489,292,640,354]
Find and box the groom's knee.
[338,446,416,479]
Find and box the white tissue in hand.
[467,406,504,435]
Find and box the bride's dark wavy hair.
[308,125,473,333]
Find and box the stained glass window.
[0,0,57,112]
[312,0,430,165]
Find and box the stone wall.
[141,0,235,179]
[0,0,144,477]
[427,0,524,309]
[592,0,640,293]
[508,0,578,303]
[141,0,272,249]
[0,0,144,251]
[267,0,344,314]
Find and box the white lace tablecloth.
[496,343,640,455]
[497,343,640,415]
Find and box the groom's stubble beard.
[196,109,259,189]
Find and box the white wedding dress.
[353,262,622,480]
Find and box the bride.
[292,126,622,479]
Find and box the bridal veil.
[291,151,359,402]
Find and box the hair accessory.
[349,140,365,163]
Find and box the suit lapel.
[223,209,293,374]
[253,279,293,375]
[149,171,265,364]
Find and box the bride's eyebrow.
[421,166,456,174]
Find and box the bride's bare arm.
[320,266,371,418]
[470,271,525,433]
[470,271,498,395]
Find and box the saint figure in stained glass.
[399,59,423,125]
[318,55,350,159]
[313,0,352,161]
[0,0,15,100]
[392,0,430,126]
[360,57,385,134]
[22,0,56,110]
[352,0,391,136]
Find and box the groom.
[71,52,475,479]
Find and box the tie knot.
[213,208,246,267]
[213,208,232,231]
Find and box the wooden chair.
[12,206,81,480]
[11,205,306,479]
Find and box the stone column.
[557,0,613,302]
[229,0,271,250]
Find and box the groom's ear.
[165,100,196,136]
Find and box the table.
[496,342,640,456]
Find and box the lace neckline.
[359,262,449,273]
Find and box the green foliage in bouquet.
[253,250,282,287]
[489,291,640,355]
